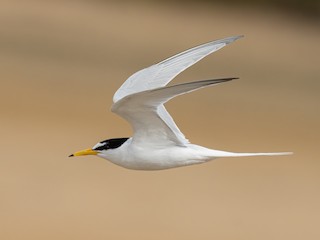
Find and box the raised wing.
[112,78,237,146]
[113,36,243,103]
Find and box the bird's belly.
[112,145,208,170]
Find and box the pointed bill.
[69,148,98,157]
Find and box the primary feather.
[113,35,243,103]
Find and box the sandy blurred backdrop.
[0,0,319,239]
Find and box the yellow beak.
[69,148,98,157]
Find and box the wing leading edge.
[113,35,243,103]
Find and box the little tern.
[69,36,291,170]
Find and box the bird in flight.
[69,36,290,170]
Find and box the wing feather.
[113,36,243,103]
[112,78,237,146]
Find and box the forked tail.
[191,145,292,159]
[222,152,292,157]
[208,149,292,158]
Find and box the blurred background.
[0,0,319,239]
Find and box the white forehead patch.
[92,142,106,149]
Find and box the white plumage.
[70,36,291,170]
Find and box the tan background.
[1,1,319,239]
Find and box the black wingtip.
[68,154,74,157]
[216,77,239,83]
[226,77,239,81]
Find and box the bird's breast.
[101,143,206,170]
